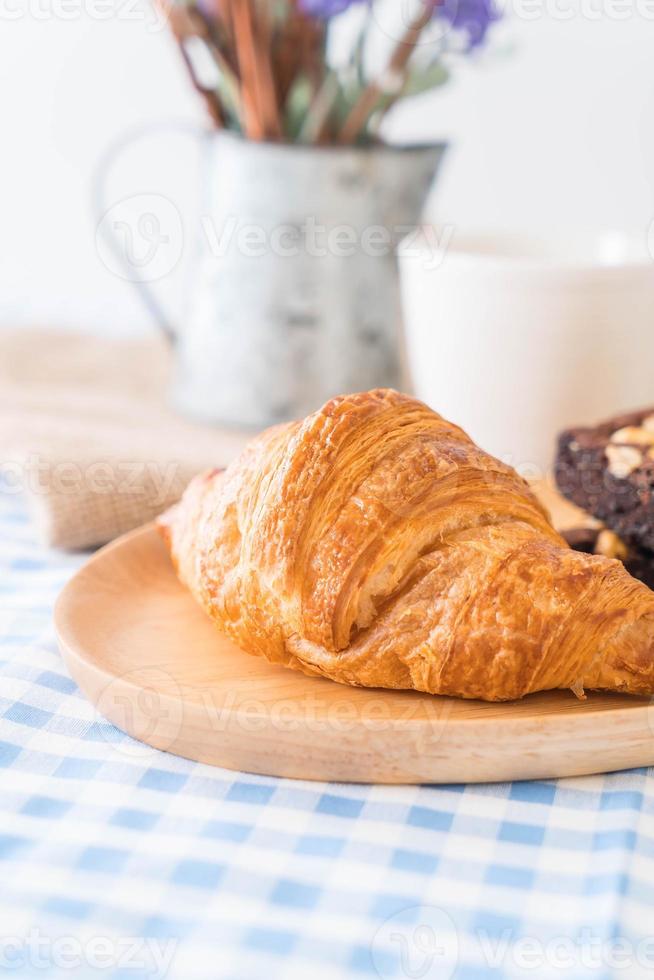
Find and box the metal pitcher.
[98,128,446,429]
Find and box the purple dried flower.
[299,0,498,49]
[298,0,366,17]
[436,0,499,48]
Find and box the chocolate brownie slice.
[555,406,654,552]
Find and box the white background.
[2,1,654,334]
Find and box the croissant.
[159,389,654,701]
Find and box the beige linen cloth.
[0,329,250,550]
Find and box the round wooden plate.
[55,515,654,784]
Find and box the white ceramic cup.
[399,230,654,475]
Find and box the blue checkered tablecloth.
[1,483,654,980]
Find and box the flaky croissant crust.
[160,390,654,701]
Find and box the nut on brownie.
[555,406,654,552]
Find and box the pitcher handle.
[92,120,206,345]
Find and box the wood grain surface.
[54,484,654,783]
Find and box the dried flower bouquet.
[164,0,498,144]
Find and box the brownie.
[555,406,654,552]
[624,550,654,591]
[560,527,599,554]
[561,527,654,591]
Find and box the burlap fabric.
[0,329,249,549]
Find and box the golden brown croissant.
[159,389,654,701]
